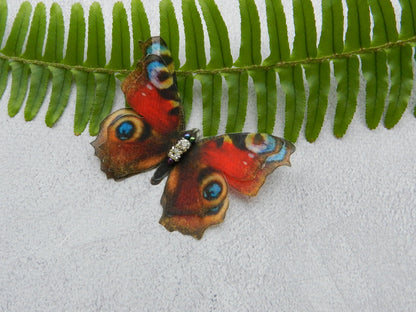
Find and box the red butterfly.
[92,37,295,239]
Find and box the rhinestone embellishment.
[168,138,192,162]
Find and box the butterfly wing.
[91,108,175,180]
[121,37,184,135]
[159,133,295,239]
[92,37,184,180]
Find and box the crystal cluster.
[168,138,192,162]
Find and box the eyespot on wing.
[91,108,174,180]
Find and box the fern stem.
[1,35,415,76]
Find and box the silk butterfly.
[92,37,295,239]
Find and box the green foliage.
[131,0,150,62]
[0,0,415,141]
[179,0,205,123]
[160,0,179,68]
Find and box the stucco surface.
[0,0,415,311]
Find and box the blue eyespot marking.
[147,61,164,79]
[203,182,222,201]
[206,205,222,216]
[266,143,286,162]
[116,121,135,140]
[147,61,172,89]
[146,43,169,56]
[246,134,276,154]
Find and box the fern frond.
[305,0,342,142]
[178,0,205,123]
[0,0,415,141]
[131,0,150,62]
[197,0,232,136]
[86,3,111,136]
[284,0,317,142]
[160,0,179,68]
[230,0,261,133]
[19,3,47,121]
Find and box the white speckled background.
[0,0,415,311]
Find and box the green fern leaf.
[399,0,416,38]
[261,0,289,136]
[21,3,46,60]
[263,0,290,65]
[43,3,64,63]
[234,0,261,67]
[333,0,369,138]
[369,0,398,45]
[85,2,106,68]
[358,0,387,130]
[223,72,248,133]
[197,73,222,136]
[237,0,276,134]
[361,52,388,129]
[44,3,66,128]
[107,2,130,70]
[63,3,91,135]
[45,67,72,127]
[73,70,95,135]
[227,0,261,133]
[385,45,413,129]
[0,0,6,45]
[2,1,31,56]
[280,65,305,143]
[63,4,85,66]
[305,63,331,142]
[333,57,360,138]
[90,74,116,136]
[284,0,317,142]
[0,59,8,99]
[250,70,277,134]
[372,0,414,129]
[25,64,50,121]
[177,75,194,123]
[198,0,231,135]
[131,0,151,62]
[305,0,342,142]
[86,3,114,136]
[317,0,344,57]
[344,0,371,52]
[8,62,30,117]
[160,0,180,68]
[23,3,48,121]
[5,2,32,117]
[0,0,7,98]
[178,0,206,122]
[182,0,206,70]
[0,0,6,98]
[292,0,317,61]
[399,0,416,117]
[198,0,232,69]
[368,0,413,129]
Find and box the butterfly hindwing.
[201,133,295,196]
[92,37,184,180]
[159,133,295,239]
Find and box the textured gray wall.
[1,0,415,311]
